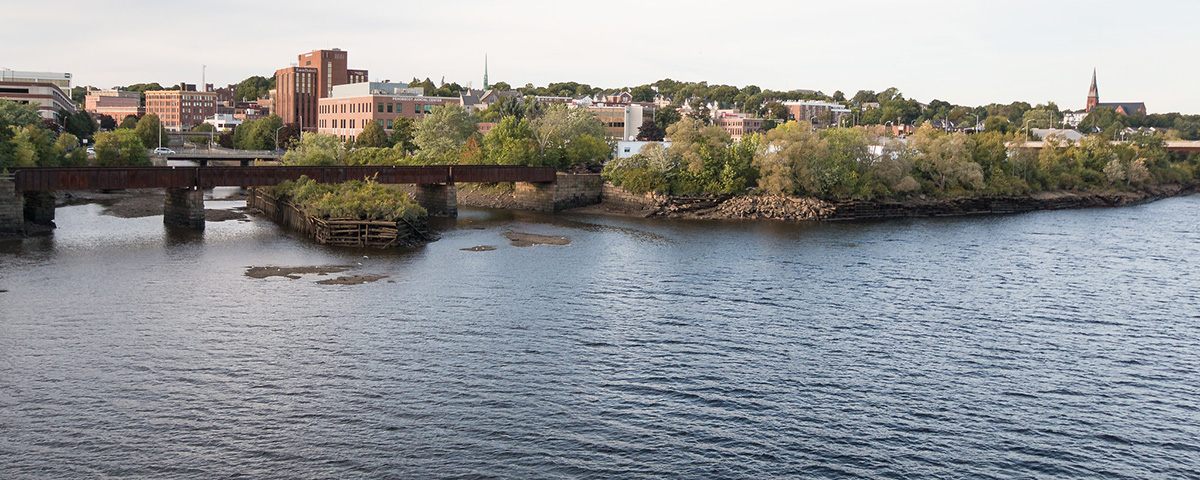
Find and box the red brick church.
[1086,69,1146,115]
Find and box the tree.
[119,115,139,129]
[356,120,391,148]
[413,104,477,164]
[55,133,88,166]
[390,117,417,154]
[984,115,1012,134]
[654,106,682,132]
[910,126,983,192]
[62,110,98,140]
[630,85,656,103]
[9,125,57,167]
[637,119,665,141]
[1078,107,1126,136]
[232,115,283,150]
[531,104,609,167]
[97,114,117,131]
[94,129,151,166]
[0,99,42,127]
[280,132,346,165]
[135,114,169,150]
[234,75,273,102]
[483,116,537,165]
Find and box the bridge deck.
[10,165,558,191]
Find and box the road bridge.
[1,165,587,232]
[1018,140,1200,153]
[158,150,285,166]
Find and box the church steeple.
[1086,69,1099,112]
[483,55,489,91]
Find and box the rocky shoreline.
[572,181,1200,222]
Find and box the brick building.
[782,100,850,127]
[84,88,142,122]
[713,112,765,141]
[317,82,460,143]
[144,88,218,131]
[0,70,77,121]
[275,49,368,131]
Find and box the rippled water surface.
[2,194,1199,479]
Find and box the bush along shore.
[249,176,432,248]
[600,120,1200,221]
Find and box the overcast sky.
[5,0,1197,113]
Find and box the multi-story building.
[713,112,765,141]
[84,88,142,122]
[0,70,77,121]
[144,88,218,131]
[317,82,460,143]
[782,100,850,127]
[275,48,369,131]
[587,103,654,140]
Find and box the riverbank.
[572,180,1200,221]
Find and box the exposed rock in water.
[461,245,498,251]
[316,274,389,285]
[245,265,352,279]
[504,232,570,247]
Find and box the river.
[2,191,1198,479]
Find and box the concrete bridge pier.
[414,183,457,216]
[0,179,25,235]
[164,187,205,229]
[23,191,56,226]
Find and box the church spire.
[483,55,489,91]
[1086,68,1099,112]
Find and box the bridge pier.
[23,191,56,226]
[164,187,205,229]
[414,183,457,216]
[514,173,603,212]
[0,178,24,236]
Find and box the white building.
[0,70,77,121]
[204,114,242,131]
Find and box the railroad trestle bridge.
[1,165,601,232]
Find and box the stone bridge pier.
[0,178,25,235]
[413,183,457,216]
[514,173,602,212]
[164,187,205,229]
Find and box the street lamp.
[967,112,980,132]
[274,125,285,151]
[809,115,818,132]
[1023,118,1035,144]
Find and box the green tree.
[119,115,139,129]
[9,125,57,167]
[637,119,665,141]
[280,132,346,165]
[234,75,273,101]
[97,114,117,130]
[413,105,477,164]
[63,110,98,140]
[753,121,826,196]
[54,133,88,167]
[135,114,170,150]
[0,99,42,127]
[483,116,537,165]
[390,117,417,154]
[94,129,151,166]
[356,120,391,148]
[232,115,284,150]
[531,104,609,167]
[1078,107,1126,136]
[654,105,682,132]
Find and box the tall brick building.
[275,49,368,131]
[144,88,217,131]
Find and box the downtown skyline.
[4,0,1198,113]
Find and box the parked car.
[86,147,95,155]
[152,147,176,155]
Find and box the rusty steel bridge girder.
[9,165,559,192]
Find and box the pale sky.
[5,0,1197,113]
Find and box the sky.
[5,0,1198,114]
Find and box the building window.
[341,119,346,128]
[386,103,393,113]
[386,119,393,129]
[378,102,384,113]
[414,104,421,115]
[396,103,402,114]
[424,104,432,114]
[350,119,355,129]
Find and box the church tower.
[1086,69,1099,112]
[483,55,489,91]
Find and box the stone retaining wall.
[601,182,667,209]
[553,174,603,210]
[23,191,56,225]
[0,179,24,235]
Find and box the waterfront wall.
[602,182,667,210]
[0,179,24,235]
[414,184,457,216]
[247,188,428,248]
